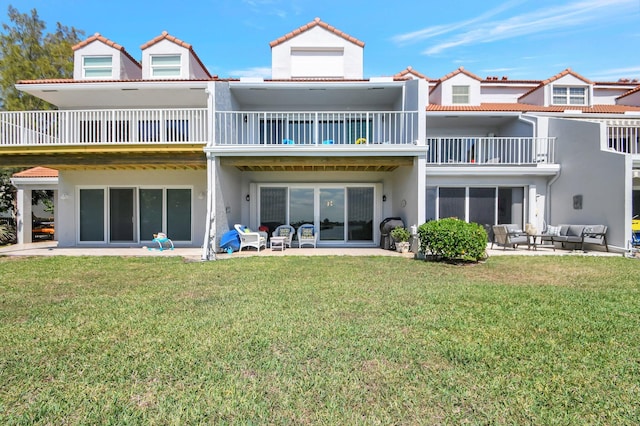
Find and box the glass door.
[109,188,135,242]
[319,188,345,241]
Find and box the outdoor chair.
[272,224,295,248]
[297,224,317,248]
[234,224,267,252]
[491,224,529,250]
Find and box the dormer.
[394,66,430,81]
[270,17,364,80]
[617,85,640,107]
[72,33,141,80]
[429,67,482,106]
[519,68,593,107]
[140,31,211,80]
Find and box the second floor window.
[452,85,470,104]
[83,56,112,78]
[151,55,181,77]
[552,86,587,105]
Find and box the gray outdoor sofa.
[540,224,608,252]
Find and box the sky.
[1,0,640,82]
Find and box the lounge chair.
[297,224,317,248]
[234,224,267,252]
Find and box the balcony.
[426,137,556,165]
[214,111,419,146]
[0,108,208,147]
[607,126,640,155]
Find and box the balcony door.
[109,188,135,242]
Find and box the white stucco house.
[2,17,640,257]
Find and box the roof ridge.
[269,17,365,48]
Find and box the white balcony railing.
[608,126,640,155]
[426,137,556,165]
[214,111,419,146]
[0,108,208,146]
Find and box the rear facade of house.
[2,18,640,257]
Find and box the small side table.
[270,236,286,251]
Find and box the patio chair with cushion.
[234,224,267,252]
[491,224,530,250]
[297,223,317,248]
[272,224,295,248]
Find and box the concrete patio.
[0,241,624,260]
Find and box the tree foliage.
[0,5,83,111]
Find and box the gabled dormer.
[617,85,640,107]
[140,31,211,80]
[519,68,593,107]
[429,67,482,106]
[270,17,365,80]
[72,33,141,80]
[394,66,430,81]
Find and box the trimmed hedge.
[418,218,487,262]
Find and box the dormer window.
[452,85,470,104]
[553,86,587,105]
[150,55,181,77]
[82,56,112,78]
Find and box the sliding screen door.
[109,188,135,242]
[79,189,104,242]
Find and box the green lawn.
[1,255,639,424]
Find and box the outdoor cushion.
[279,228,290,237]
[301,227,313,237]
[546,225,561,236]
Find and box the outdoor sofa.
[540,224,608,251]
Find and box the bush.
[390,226,410,242]
[418,218,487,262]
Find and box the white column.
[16,188,33,244]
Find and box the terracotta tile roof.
[518,68,592,100]
[394,66,429,80]
[16,78,216,84]
[430,67,483,91]
[140,31,211,78]
[12,167,58,178]
[72,33,140,68]
[269,17,365,48]
[426,103,640,114]
[618,85,640,100]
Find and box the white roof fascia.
[16,81,209,92]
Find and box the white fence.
[0,108,208,146]
[426,137,556,165]
[214,111,419,146]
[607,126,640,155]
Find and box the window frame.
[82,55,113,79]
[451,85,470,104]
[552,85,588,106]
[150,54,182,78]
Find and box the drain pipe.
[201,151,216,261]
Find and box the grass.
[0,255,639,424]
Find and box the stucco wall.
[548,118,629,249]
[56,170,206,247]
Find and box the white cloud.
[588,66,640,81]
[228,66,272,79]
[393,0,638,55]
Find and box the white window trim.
[82,55,113,79]
[451,85,470,104]
[551,85,588,106]
[150,54,182,78]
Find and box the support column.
[16,188,33,244]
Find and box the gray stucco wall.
[548,118,629,250]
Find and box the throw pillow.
[244,228,252,233]
[546,225,560,236]
[301,227,314,238]
[279,228,290,237]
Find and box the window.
[83,56,112,78]
[151,55,181,77]
[452,85,470,104]
[552,86,587,105]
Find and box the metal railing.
[426,137,556,165]
[214,111,419,146]
[607,126,640,155]
[0,108,208,146]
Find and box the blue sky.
[2,0,640,82]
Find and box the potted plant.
[390,226,411,253]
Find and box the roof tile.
[269,17,365,48]
[12,167,58,178]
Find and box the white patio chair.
[234,224,267,252]
[272,224,295,248]
[297,224,317,248]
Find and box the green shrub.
[390,226,410,242]
[418,218,487,262]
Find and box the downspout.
[201,84,216,261]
